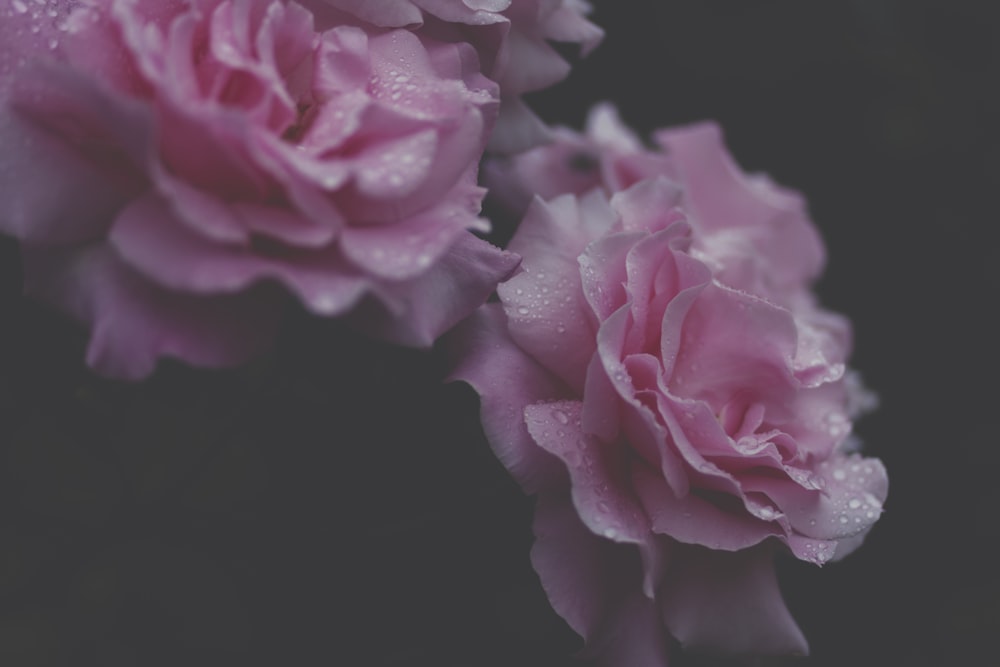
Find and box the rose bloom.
[0,0,524,378]
[451,117,888,664]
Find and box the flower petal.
[447,302,567,493]
[660,543,809,656]
[524,400,650,545]
[352,231,519,346]
[22,244,283,379]
[633,463,781,551]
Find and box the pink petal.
[760,453,888,542]
[668,281,799,413]
[498,27,570,93]
[660,543,809,656]
[498,197,604,390]
[579,231,645,322]
[530,490,672,667]
[583,590,672,667]
[610,177,685,235]
[351,231,520,347]
[595,306,691,496]
[320,0,424,27]
[655,122,826,289]
[487,95,552,153]
[530,490,624,639]
[446,303,567,493]
[22,244,283,380]
[542,2,604,56]
[524,400,650,545]
[109,193,370,316]
[339,184,484,280]
[632,463,780,551]
[0,63,150,243]
[0,0,73,102]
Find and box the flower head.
[1,0,519,378]
[451,107,887,665]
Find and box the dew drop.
[552,409,569,425]
[848,498,862,509]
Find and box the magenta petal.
[524,400,650,544]
[447,303,567,493]
[661,543,809,656]
[22,244,283,380]
[357,232,519,347]
[633,463,780,551]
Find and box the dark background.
[1,1,998,665]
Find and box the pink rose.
[318,0,604,152]
[450,123,887,663]
[0,0,519,378]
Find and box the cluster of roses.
[1,1,887,665]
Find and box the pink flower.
[0,0,519,378]
[450,118,887,664]
[317,0,604,152]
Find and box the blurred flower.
[0,0,520,378]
